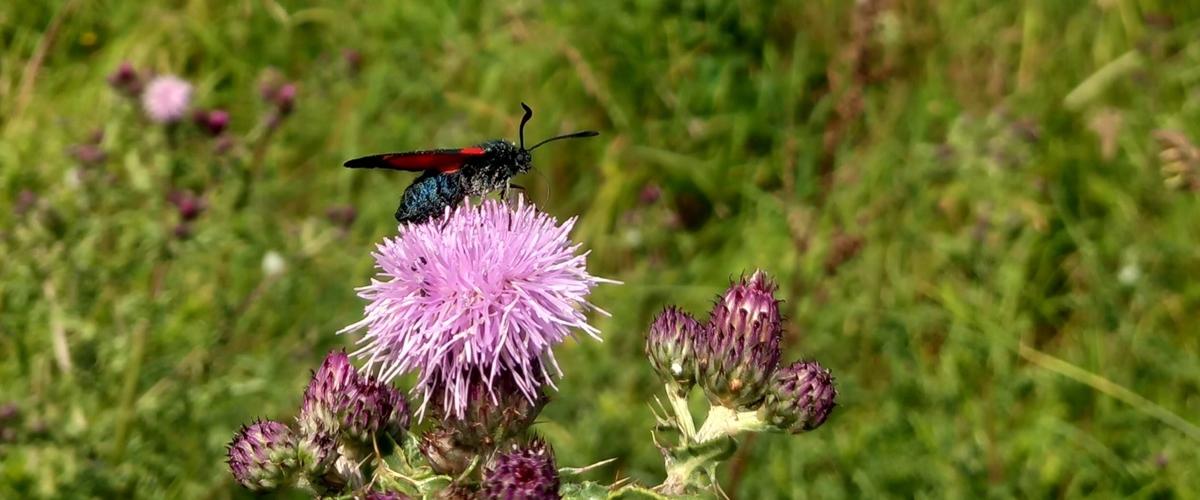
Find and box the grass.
[3,0,1200,497]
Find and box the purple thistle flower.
[758,360,837,433]
[481,439,561,500]
[141,75,192,123]
[430,370,548,449]
[698,270,783,410]
[193,108,230,136]
[168,189,205,222]
[227,419,298,491]
[340,198,614,418]
[107,62,142,97]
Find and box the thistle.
[759,361,837,433]
[481,439,561,500]
[646,306,704,395]
[141,75,193,124]
[698,271,783,410]
[340,198,614,419]
[227,420,298,492]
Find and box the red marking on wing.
[343,147,486,173]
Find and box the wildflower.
[107,62,142,97]
[168,189,205,221]
[227,420,298,491]
[69,144,106,167]
[481,439,561,500]
[193,108,230,136]
[141,75,192,123]
[645,306,703,394]
[340,198,613,418]
[262,250,287,277]
[698,270,783,410]
[758,361,836,433]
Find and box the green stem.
[665,384,696,440]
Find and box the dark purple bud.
[698,270,783,409]
[274,83,296,114]
[342,378,410,447]
[758,361,836,433]
[430,372,547,450]
[326,205,357,229]
[193,109,230,136]
[69,144,107,167]
[481,439,561,500]
[639,183,662,205]
[168,190,205,221]
[227,420,298,492]
[107,62,142,97]
[646,306,703,394]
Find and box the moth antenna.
[519,103,534,150]
[529,130,600,151]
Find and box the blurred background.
[3,0,1200,497]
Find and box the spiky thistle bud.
[698,270,783,410]
[481,439,561,500]
[297,351,410,450]
[646,306,703,394]
[758,361,837,433]
[227,420,298,491]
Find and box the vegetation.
[3,0,1200,497]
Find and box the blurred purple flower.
[340,198,614,418]
[273,83,296,114]
[193,109,230,136]
[69,144,106,166]
[107,62,142,97]
[168,190,205,221]
[141,75,192,123]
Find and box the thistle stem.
[665,384,696,440]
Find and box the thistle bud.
[481,439,561,500]
[296,431,344,495]
[107,62,142,97]
[699,270,783,409]
[758,361,836,433]
[227,420,298,491]
[343,378,410,448]
[297,351,361,436]
[431,372,547,450]
[646,306,703,393]
[364,490,411,500]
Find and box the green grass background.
[3,0,1200,497]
